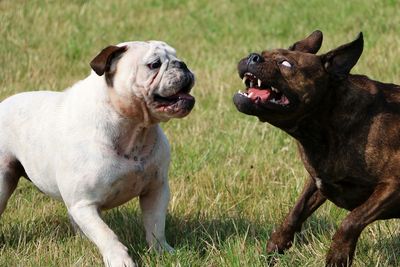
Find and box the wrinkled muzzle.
[151,63,195,119]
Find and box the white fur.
[0,41,194,267]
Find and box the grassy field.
[1,0,400,266]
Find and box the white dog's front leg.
[140,182,173,253]
[69,203,136,267]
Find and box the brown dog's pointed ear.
[320,32,363,80]
[90,45,127,76]
[289,30,323,54]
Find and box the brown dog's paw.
[325,250,352,267]
[266,230,294,254]
[265,233,293,267]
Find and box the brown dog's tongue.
[248,88,271,102]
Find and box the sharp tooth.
[271,86,279,93]
[249,81,254,88]
[258,79,262,87]
[282,96,289,104]
[242,77,247,84]
[248,92,254,98]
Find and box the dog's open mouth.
[153,87,195,117]
[238,73,290,107]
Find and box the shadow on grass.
[0,214,75,249]
[294,215,337,246]
[1,208,399,266]
[0,208,270,264]
[105,208,272,263]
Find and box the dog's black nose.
[247,53,263,64]
[171,60,188,70]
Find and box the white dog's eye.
[148,59,162,70]
[280,60,292,68]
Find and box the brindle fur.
[233,31,400,266]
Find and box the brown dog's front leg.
[326,181,400,267]
[267,177,326,254]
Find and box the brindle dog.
[233,30,400,266]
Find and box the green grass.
[1,0,400,266]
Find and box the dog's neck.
[114,121,158,160]
[287,75,379,154]
[106,88,160,158]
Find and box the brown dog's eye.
[280,60,292,68]
[148,59,161,69]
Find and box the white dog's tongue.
[248,88,271,102]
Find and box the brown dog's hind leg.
[326,181,400,267]
[267,177,326,254]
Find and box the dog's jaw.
[238,72,290,107]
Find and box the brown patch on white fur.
[108,88,156,126]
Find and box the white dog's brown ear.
[90,45,127,76]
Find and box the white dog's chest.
[100,138,166,210]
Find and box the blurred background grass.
[1,0,400,266]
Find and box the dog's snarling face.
[90,41,195,122]
[233,30,363,128]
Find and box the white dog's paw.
[103,247,136,267]
[152,241,174,254]
[163,242,174,254]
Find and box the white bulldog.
[0,41,195,266]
